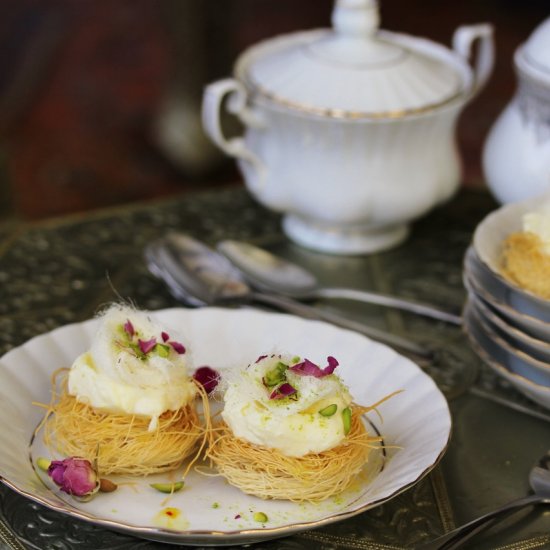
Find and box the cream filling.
[69,352,196,430]
[523,208,550,254]
[67,305,196,430]
[222,355,353,457]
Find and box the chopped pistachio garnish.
[263,361,288,387]
[253,511,268,523]
[150,481,185,494]
[319,404,337,417]
[342,407,352,435]
[36,457,51,472]
[128,342,146,360]
[118,320,186,360]
[155,343,170,358]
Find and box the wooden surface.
[0,0,548,220]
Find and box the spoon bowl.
[146,232,250,306]
[217,240,318,297]
[217,240,462,325]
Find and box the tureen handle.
[452,24,494,96]
[202,78,266,185]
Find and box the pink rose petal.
[269,382,297,400]
[169,340,186,354]
[123,320,134,338]
[323,356,339,375]
[138,338,157,354]
[289,356,339,378]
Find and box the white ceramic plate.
[470,288,550,362]
[463,301,550,410]
[464,299,550,386]
[0,308,451,546]
[463,248,550,341]
[472,195,550,321]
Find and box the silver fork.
[417,450,550,549]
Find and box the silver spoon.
[217,240,462,326]
[144,232,432,360]
[417,450,550,549]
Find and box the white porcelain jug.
[483,16,550,204]
[203,0,494,254]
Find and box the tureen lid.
[236,0,463,119]
[519,16,550,79]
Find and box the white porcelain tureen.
[202,0,494,254]
[483,16,550,204]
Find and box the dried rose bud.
[193,366,220,394]
[47,458,99,499]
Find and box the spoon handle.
[315,287,462,326]
[250,291,432,359]
[416,493,545,549]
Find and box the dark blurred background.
[0,0,547,220]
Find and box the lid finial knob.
[332,0,380,39]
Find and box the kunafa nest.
[35,304,212,477]
[39,372,209,477]
[206,404,381,503]
[501,232,550,299]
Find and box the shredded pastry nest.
[205,404,383,503]
[36,368,398,503]
[501,232,550,300]
[37,370,211,477]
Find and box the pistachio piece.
[150,481,185,494]
[36,457,51,472]
[342,407,352,435]
[263,362,288,387]
[154,343,170,358]
[318,404,337,417]
[253,511,268,523]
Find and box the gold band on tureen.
[240,74,464,120]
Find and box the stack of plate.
[463,196,550,409]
